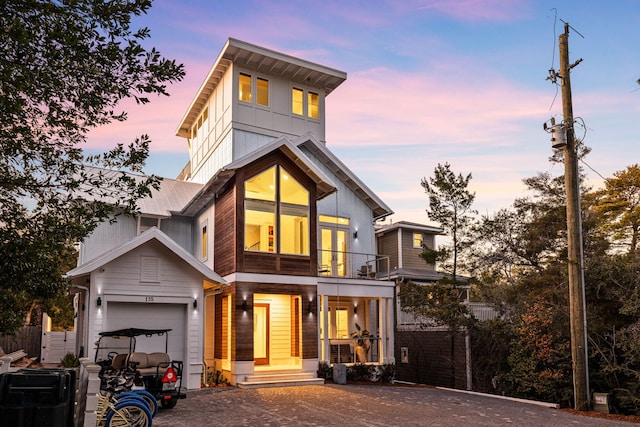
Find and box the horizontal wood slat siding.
[402,232,436,270]
[378,233,398,271]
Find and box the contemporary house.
[376,221,471,389]
[66,38,396,389]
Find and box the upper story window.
[239,73,269,107]
[201,223,208,260]
[413,233,423,248]
[257,77,269,106]
[244,165,309,255]
[291,87,320,119]
[239,73,252,102]
[308,92,319,118]
[292,88,304,115]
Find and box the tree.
[593,164,640,253]
[398,163,476,330]
[0,1,185,334]
[420,162,476,280]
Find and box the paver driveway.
[150,384,635,426]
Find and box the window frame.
[244,164,310,256]
[239,72,252,103]
[412,232,423,249]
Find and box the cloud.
[410,0,531,22]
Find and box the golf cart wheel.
[160,396,178,409]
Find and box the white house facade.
[67,38,395,389]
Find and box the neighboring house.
[66,38,396,389]
[376,221,471,389]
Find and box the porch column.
[385,297,395,364]
[379,297,387,363]
[321,294,330,362]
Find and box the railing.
[328,337,380,364]
[317,250,390,280]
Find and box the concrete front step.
[237,377,325,389]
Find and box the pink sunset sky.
[86,0,640,225]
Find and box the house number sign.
[145,296,154,302]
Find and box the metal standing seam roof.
[137,177,204,217]
[175,37,347,139]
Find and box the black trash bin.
[0,368,75,427]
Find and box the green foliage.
[0,1,184,334]
[347,363,374,382]
[60,352,79,368]
[398,279,472,330]
[317,361,332,380]
[205,366,228,387]
[375,363,396,383]
[592,164,640,253]
[421,162,476,279]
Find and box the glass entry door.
[254,304,269,365]
[320,227,348,276]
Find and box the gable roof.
[180,136,338,216]
[294,133,394,221]
[65,227,228,286]
[138,177,203,217]
[176,38,347,138]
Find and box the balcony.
[317,250,390,280]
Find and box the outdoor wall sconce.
[353,230,358,239]
[193,299,198,309]
[353,306,358,315]
[97,296,102,307]
[242,300,247,311]
[308,301,313,314]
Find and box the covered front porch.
[317,278,395,367]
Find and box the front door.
[254,304,269,365]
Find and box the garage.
[106,302,186,363]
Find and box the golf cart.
[94,328,186,409]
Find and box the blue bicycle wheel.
[106,397,153,427]
[129,389,159,417]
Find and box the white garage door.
[107,302,186,363]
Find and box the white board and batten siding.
[88,239,203,389]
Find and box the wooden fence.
[0,326,42,359]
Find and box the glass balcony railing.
[317,250,390,280]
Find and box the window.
[292,88,303,115]
[308,92,319,118]
[244,165,309,255]
[201,224,208,259]
[257,77,269,106]
[413,233,423,248]
[245,167,276,252]
[334,307,349,338]
[279,168,309,255]
[239,73,252,102]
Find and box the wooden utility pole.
[559,22,590,411]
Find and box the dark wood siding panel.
[243,253,278,273]
[214,185,236,276]
[233,290,253,361]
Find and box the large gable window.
[244,165,309,255]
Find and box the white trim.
[66,227,228,286]
[397,228,403,269]
[226,272,318,285]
